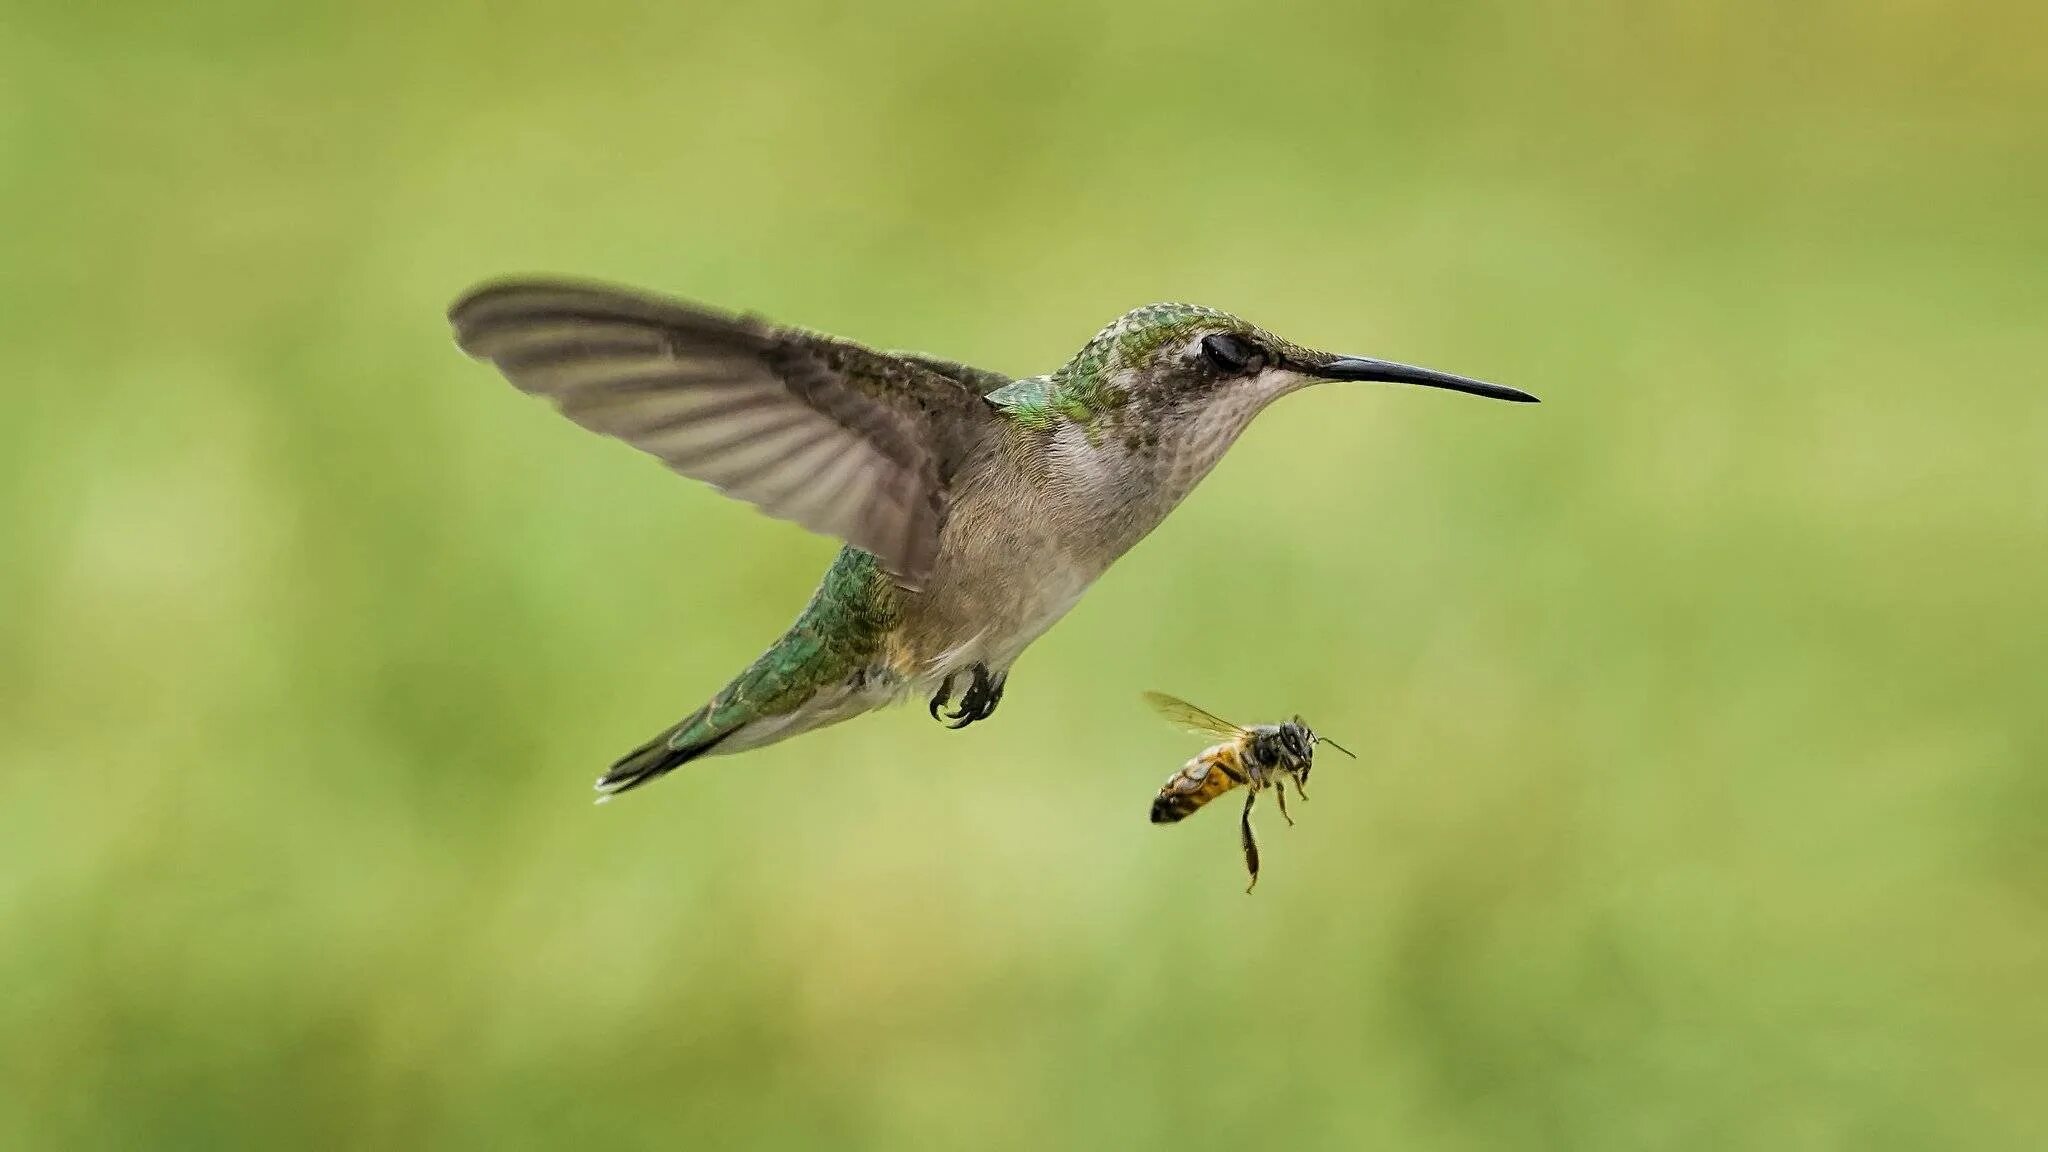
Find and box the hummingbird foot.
[929,663,1004,729]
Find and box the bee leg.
[1294,774,1309,803]
[1240,789,1261,894]
[1274,779,1295,827]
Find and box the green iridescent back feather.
[685,548,899,740]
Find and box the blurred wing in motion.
[448,278,996,589]
[1142,691,1246,740]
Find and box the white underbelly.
[987,564,1091,666]
[899,532,1097,685]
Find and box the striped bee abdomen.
[1150,743,1249,824]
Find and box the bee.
[1145,691,1354,892]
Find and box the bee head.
[1279,719,1317,776]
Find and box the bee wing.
[1142,691,1247,740]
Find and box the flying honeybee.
[1145,691,1354,892]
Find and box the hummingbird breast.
[881,391,1274,683]
[886,440,1096,680]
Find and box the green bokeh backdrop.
[4,1,2045,1147]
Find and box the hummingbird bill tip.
[1315,356,1537,404]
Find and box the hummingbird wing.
[448,279,996,590]
[888,352,1013,396]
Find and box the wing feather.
[449,278,996,588]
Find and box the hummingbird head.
[1055,303,1537,416]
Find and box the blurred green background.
[5,0,2046,1147]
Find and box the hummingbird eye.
[1200,333,1265,376]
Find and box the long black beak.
[1314,356,1538,403]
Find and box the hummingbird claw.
[933,663,1004,730]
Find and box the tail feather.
[591,547,891,799]
[594,712,732,798]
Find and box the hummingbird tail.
[595,711,731,798]
[591,547,894,799]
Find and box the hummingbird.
[448,279,1536,796]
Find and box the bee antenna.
[1318,735,1357,760]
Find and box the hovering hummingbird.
[448,279,1536,796]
